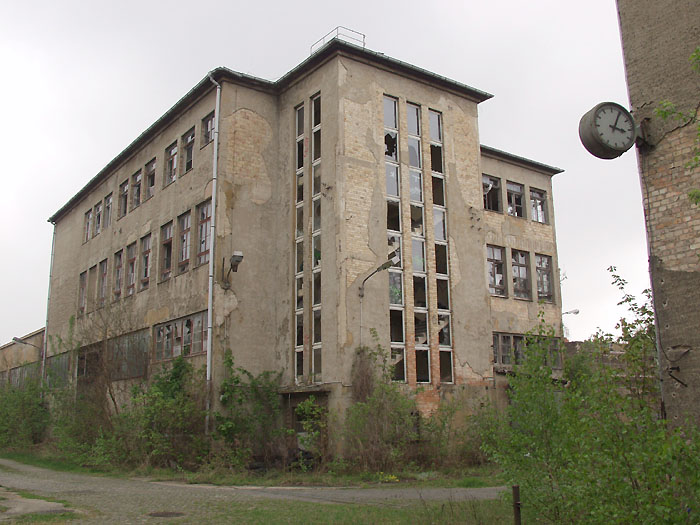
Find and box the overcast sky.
[0,0,649,345]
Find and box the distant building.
[617,0,700,423]
[3,39,563,420]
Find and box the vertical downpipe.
[42,224,57,388]
[205,73,222,433]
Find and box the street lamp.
[12,337,42,350]
[562,309,580,316]
[358,252,400,347]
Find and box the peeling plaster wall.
[617,0,700,424]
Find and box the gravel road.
[0,458,505,523]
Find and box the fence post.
[513,485,521,525]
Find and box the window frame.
[487,245,507,297]
[507,181,525,218]
[482,174,502,212]
[512,249,531,299]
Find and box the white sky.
[0,0,649,345]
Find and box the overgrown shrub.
[343,344,417,471]
[0,381,49,448]
[481,276,700,523]
[215,351,287,467]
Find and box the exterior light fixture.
[11,337,42,349]
[359,251,401,346]
[562,309,580,315]
[221,251,244,289]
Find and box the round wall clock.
[579,102,637,159]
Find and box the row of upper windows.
[482,174,548,223]
[486,245,554,303]
[77,200,212,316]
[493,332,562,369]
[82,112,215,244]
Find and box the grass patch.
[0,504,8,512]
[0,451,110,476]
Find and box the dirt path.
[0,458,505,523]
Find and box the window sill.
[181,168,193,177]
[490,293,508,299]
[484,208,503,214]
[200,140,213,150]
[513,296,532,302]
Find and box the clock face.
[594,104,635,151]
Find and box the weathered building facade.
[5,40,563,416]
[617,0,700,423]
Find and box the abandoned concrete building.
[2,38,563,416]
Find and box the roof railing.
[310,26,366,55]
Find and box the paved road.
[0,458,505,523]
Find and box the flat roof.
[49,39,495,223]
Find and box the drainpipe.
[43,224,57,388]
[205,72,222,433]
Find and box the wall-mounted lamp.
[562,309,580,316]
[358,251,401,346]
[221,251,244,289]
[12,337,42,350]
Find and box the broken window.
[296,276,304,309]
[312,95,321,127]
[94,202,102,236]
[530,188,547,223]
[313,198,321,232]
[414,311,428,345]
[165,142,178,186]
[429,109,442,142]
[118,180,129,218]
[507,182,525,217]
[178,212,191,273]
[296,205,304,237]
[202,112,215,145]
[536,254,553,302]
[390,309,404,343]
[388,234,402,268]
[145,159,156,200]
[98,259,107,307]
[126,242,136,296]
[412,239,425,273]
[312,235,321,267]
[440,350,453,383]
[313,308,321,344]
[435,243,448,275]
[296,240,304,273]
[197,200,211,265]
[104,193,112,227]
[313,165,321,196]
[385,131,398,160]
[140,234,151,290]
[78,271,87,315]
[84,209,93,243]
[410,169,423,202]
[493,332,526,366]
[386,165,399,197]
[413,275,427,308]
[313,346,322,383]
[295,313,304,347]
[416,349,430,383]
[113,250,122,298]
[482,175,501,212]
[161,222,173,280]
[313,130,321,160]
[295,348,303,380]
[296,172,304,203]
[313,272,321,306]
[438,314,451,346]
[387,200,401,232]
[430,144,443,173]
[410,205,424,236]
[154,312,207,361]
[296,138,304,170]
[131,171,141,209]
[437,277,450,309]
[487,245,506,296]
[434,208,446,241]
[183,128,195,173]
[391,347,406,382]
[432,176,445,207]
[296,104,304,137]
[512,249,530,299]
[389,271,403,305]
[384,96,398,128]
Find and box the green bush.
[215,351,286,467]
[343,344,417,471]
[0,381,49,448]
[481,278,700,523]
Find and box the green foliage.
[215,351,286,467]
[689,188,700,206]
[343,343,418,471]
[294,396,327,471]
[480,273,700,523]
[0,381,49,449]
